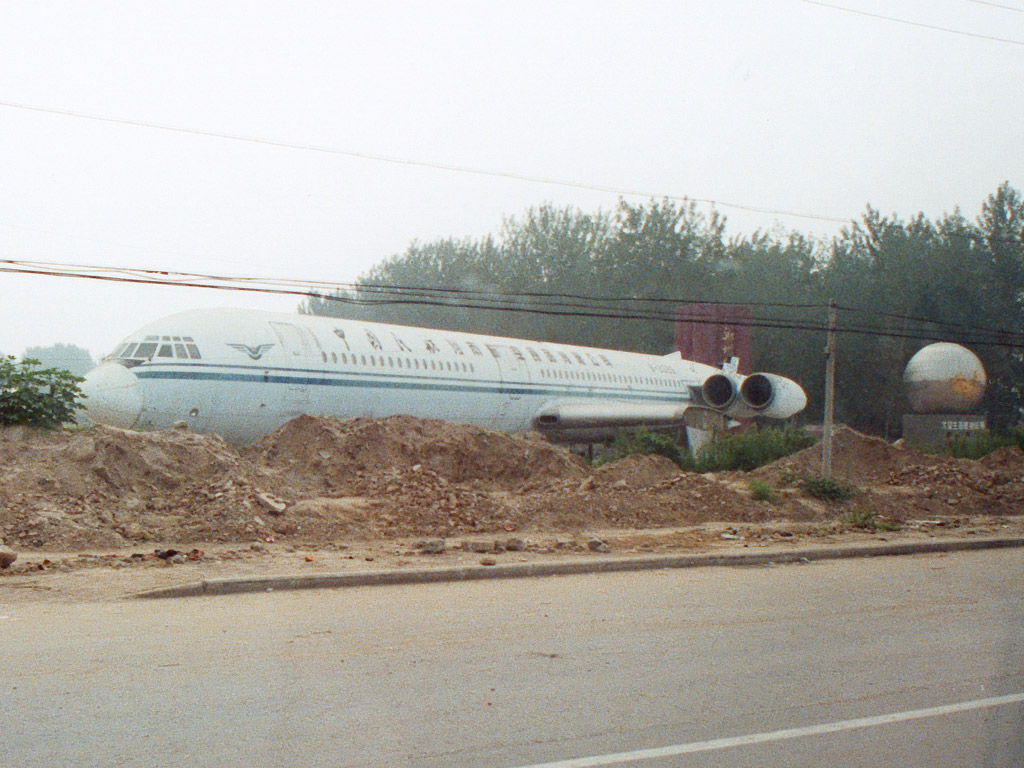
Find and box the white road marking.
[514,692,1024,768]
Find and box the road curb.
[132,535,1024,599]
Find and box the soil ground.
[1,416,1022,602]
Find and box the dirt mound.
[978,445,1024,472]
[595,454,683,487]
[0,417,593,548]
[2,416,1023,553]
[508,471,782,531]
[67,425,243,491]
[751,425,1024,518]
[242,414,588,494]
[755,425,945,485]
[0,425,260,549]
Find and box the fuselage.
[79,308,806,444]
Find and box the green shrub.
[597,425,815,474]
[596,428,689,469]
[799,475,858,503]
[840,508,900,532]
[0,356,85,429]
[935,428,1024,460]
[693,426,816,473]
[748,479,780,503]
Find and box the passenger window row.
[325,351,475,375]
[539,369,677,388]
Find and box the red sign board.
[674,303,752,374]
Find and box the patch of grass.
[596,425,816,473]
[945,428,1024,459]
[693,426,816,473]
[748,479,780,503]
[596,428,688,469]
[915,426,1024,460]
[775,471,800,488]
[840,508,901,532]
[799,475,858,503]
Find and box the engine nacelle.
[738,373,807,419]
[701,373,739,410]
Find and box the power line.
[0,99,852,226]
[801,0,1024,45]
[15,254,1024,337]
[349,282,824,312]
[837,303,1022,341]
[969,0,1024,14]
[3,258,1022,348]
[0,257,954,327]
[312,277,1024,344]
[0,258,823,310]
[0,259,830,332]
[0,260,829,332]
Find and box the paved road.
[2,549,1022,767]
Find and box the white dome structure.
[903,343,987,414]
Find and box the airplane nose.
[79,362,142,429]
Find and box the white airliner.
[79,308,807,445]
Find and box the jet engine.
[701,373,739,410]
[737,373,807,419]
[701,371,806,419]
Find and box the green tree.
[599,199,725,353]
[712,230,826,417]
[304,237,492,329]
[491,204,613,344]
[22,343,95,377]
[818,187,1024,434]
[974,182,1024,429]
[300,184,1024,436]
[304,205,617,344]
[822,209,945,435]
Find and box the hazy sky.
[2,0,1022,360]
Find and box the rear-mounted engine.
[738,373,807,419]
[701,373,738,409]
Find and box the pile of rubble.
[754,425,1024,517]
[0,417,1022,559]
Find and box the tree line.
[303,182,1024,437]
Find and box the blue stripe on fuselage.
[133,363,686,403]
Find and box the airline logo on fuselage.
[227,343,276,360]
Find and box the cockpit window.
[111,336,202,363]
[134,342,158,359]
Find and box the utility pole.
[822,299,837,480]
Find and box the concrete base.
[902,413,987,448]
